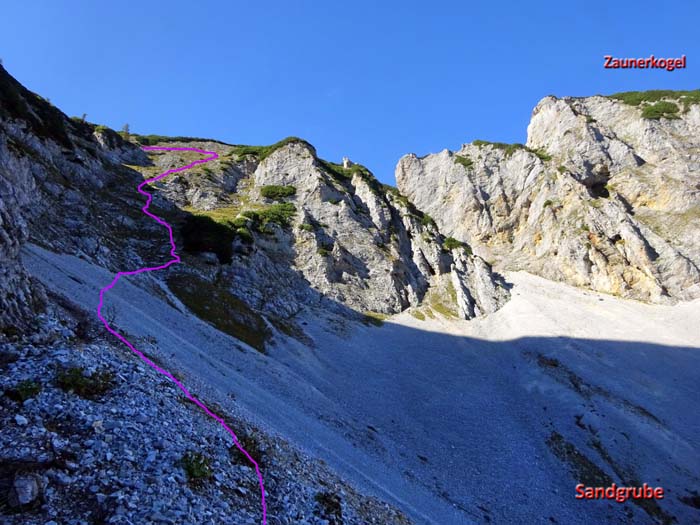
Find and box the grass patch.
[429,298,457,319]
[5,379,42,402]
[608,89,700,112]
[167,274,271,353]
[56,367,114,399]
[410,310,426,321]
[472,140,551,161]
[557,165,567,174]
[318,159,386,197]
[421,214,437,228]
[181,206,260,256]
[299,223,314,232]
[260,184,296,201]
[232,136,315,162]
[180,451,212,483]
[382,184,436,227]
[382,184,410,207]
[641,101,680,119]
[242,202,296,230]
[317,240,334,257]
[362,311,388,327]
[472,140,525,157]
[530,148,552,162]
[443,237,465,251]
[183,206,247,226]
[442,237,472,255]
[235,227,253,243]
[427,281,459,319]
[319,159,364,181]
[543,199,554,208]
[186,201,296,244]
[446,280,458,304]
[230,431,264,466]
[133,134,230,146]
[454,154,473,169]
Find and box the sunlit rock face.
[397,94,700,303]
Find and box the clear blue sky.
[1,1,697,184]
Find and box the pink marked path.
[96,146,267,524]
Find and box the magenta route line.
[96,146,267,524]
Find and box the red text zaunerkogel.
[604,55,686,71]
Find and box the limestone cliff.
[146,138,509,334]
[0,65,146,330]
[396,91,700,303]
[0,65,508,345]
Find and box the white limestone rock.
[397,94,700,303]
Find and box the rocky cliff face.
[0,66,422,524]
[0,65,152,331]
[0,65,507,349]
[146,137,509,340]
[0,130,40,331]
[396,92,700,303]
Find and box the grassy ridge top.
[608,89,700,112]
[132,134,233,146]
[130,135,317,160]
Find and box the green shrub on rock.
[260,185,296,201]
[641,101,680,119]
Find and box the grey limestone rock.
[397,94,700,303]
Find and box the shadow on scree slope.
[15,240,700,525]
[144,207,699,524]
[148,205,700,525]
[44,188,700,523]
[20,165,700,524]
[272,313,700,525]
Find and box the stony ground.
[0,298,411,525]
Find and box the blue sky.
[1,1,698,184]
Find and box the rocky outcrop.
[0,131,41,330]
[0,65,149,331]
[0,63,508,522]
[148,138,509,324]
[397,93,700,303]
[0,62,507,353]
